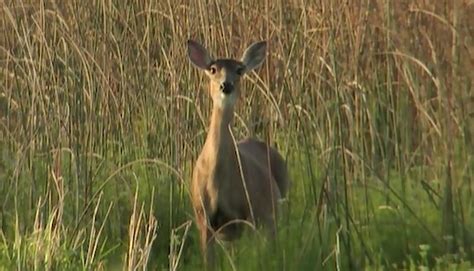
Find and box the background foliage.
[0,0,473,270]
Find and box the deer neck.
[201,104,236,178]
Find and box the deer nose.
[220,82,234,94]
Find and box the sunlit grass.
[0,0,473,270]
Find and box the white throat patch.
[214,91,237,109]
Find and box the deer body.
[187,40,290,264]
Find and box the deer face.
[205,59,245,108]
[187,40,267,109]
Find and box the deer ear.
[241,41,267,72]
[187,40,213,70]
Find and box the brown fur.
[188,40,290,266]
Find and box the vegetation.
[0,0,472,270]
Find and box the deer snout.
[220,82,234,94]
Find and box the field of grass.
[0,0,473,270]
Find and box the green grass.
[0,0,473,270]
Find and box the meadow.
[0,0,473,270]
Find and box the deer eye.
[209,66,217,74]
[236,67,245,75]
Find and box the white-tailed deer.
[187,39,290,265]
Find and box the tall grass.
[0,0,473,269]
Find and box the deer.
[187,39,290,266]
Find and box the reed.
[0,0,472,269]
